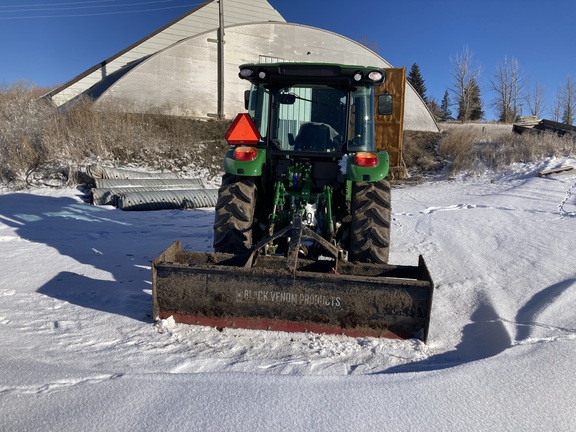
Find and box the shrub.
[402,131,443,174]
[438,124,575,175]
[0,85,231,187]
[0,82,57,184]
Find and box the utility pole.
[217,0,225,120]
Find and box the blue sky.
[0,0,573,121]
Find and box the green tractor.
[152,63,434,341]
[215,63,393,263]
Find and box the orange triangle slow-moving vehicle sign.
[225,113,261,145]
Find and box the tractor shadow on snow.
[1,193,158,322]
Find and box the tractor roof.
[238,62,385,87]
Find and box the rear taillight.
[354,152,378,167]
[233,146,259,161]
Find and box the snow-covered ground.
[1,159,575,431]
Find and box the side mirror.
[279,93,296,105]
[244,90,250,110]
[378,94,393,115]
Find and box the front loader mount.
[152,219,434,341]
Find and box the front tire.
[213,174,257,254]
[349,179,391,263]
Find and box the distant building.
[45,0,438,132]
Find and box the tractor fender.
[223,147,267,176]
[346,151,390,182]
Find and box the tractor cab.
[240,63,388,155]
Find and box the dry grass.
[438,124,575,175]
[0,84,230,188]
[402,131,443,174]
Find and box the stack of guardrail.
[87,165,219,211]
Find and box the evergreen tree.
[469,79,484,121]
[457,78,483,121]
[560,76,576,125]
[440,90,452,121]
[407,63,428,103]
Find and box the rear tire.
[213,174,257,254]
[349,179,391,263]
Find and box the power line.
[1,0,177,13]
[0,0,119,8]
[0,2,204,19]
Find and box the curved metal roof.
[91,22,438,131]
[46,0,284,107]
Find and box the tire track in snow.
[421,203,492,214]
[418,203,532,215]
[395,200,561,218]
[513,333,576,346]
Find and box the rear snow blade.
[152,241,434,342]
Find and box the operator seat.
[294,122,333,152]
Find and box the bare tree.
[560,75,576,125]
[523,81,545,118]
[489,57,525,123]
[450,46,481,123]
[426,96,442,120]
[551,88,562,122]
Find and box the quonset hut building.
[45,0,439,133]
